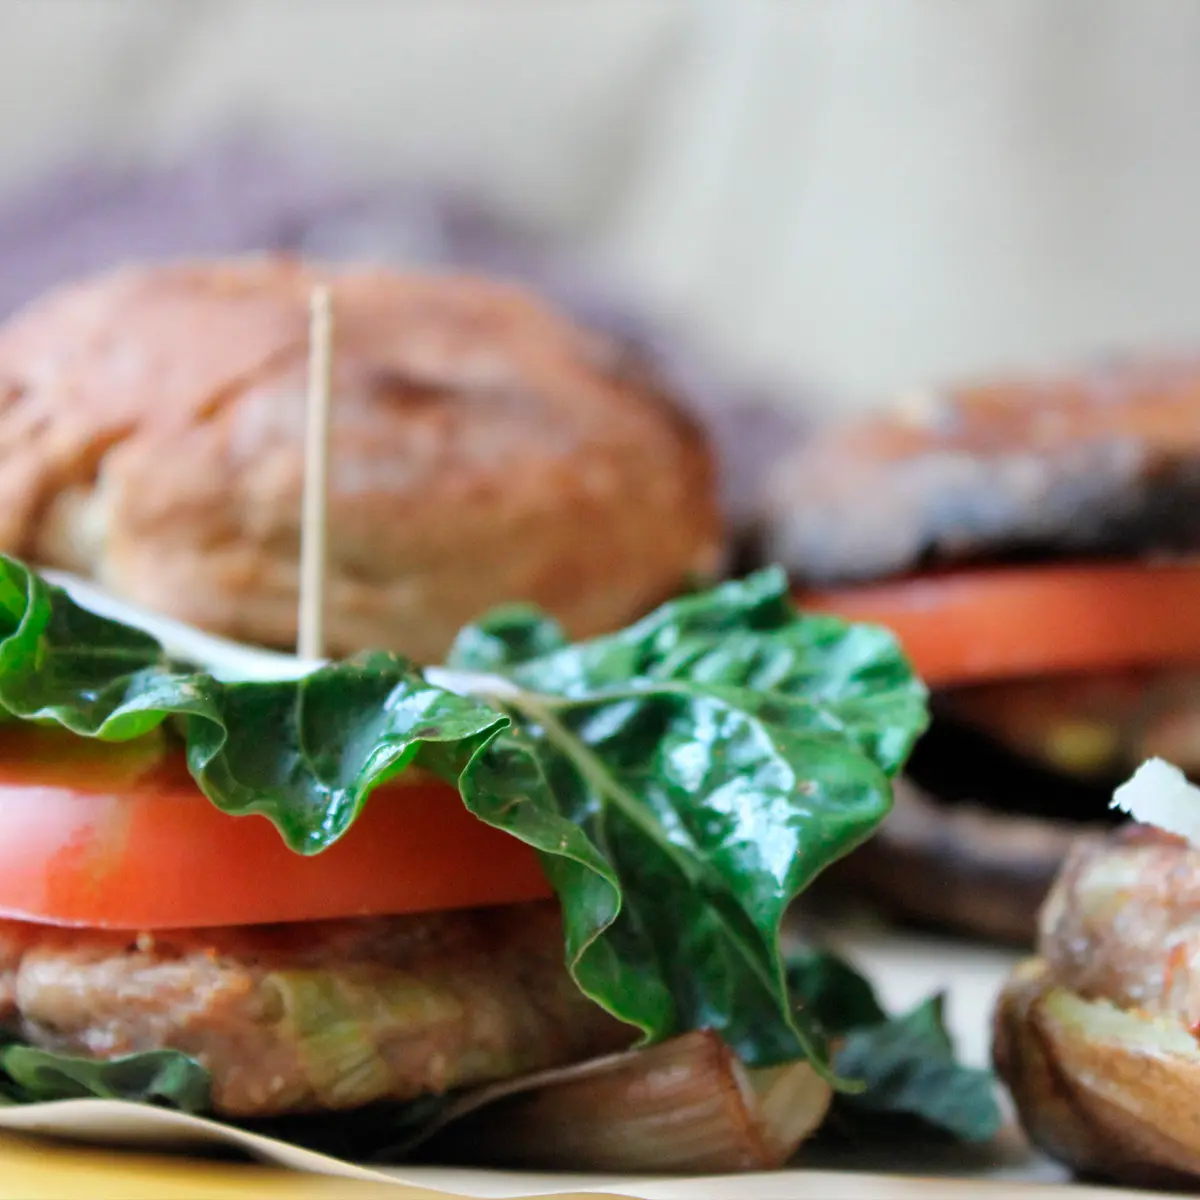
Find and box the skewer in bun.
[0,258,722,661]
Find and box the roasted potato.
[994,827,1200,1185]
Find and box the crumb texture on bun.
[0,259,721,660]
[995,827,1200,1185]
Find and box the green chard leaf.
[785,947,888,1033]
[786,949,1003,1144]
[0,1044,210,1111]
[444,570,928,1069]
[0,555,928,1076]
[0,556,507,852]
[0,1038,442,1162]
[836,996,1002,1143]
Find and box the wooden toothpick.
[298,285,334,661]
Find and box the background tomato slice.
[0,726,552,929]
[798,560,1200,687]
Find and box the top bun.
[760,359,1200,586]
[0,259,722,661]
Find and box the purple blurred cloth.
[0,140,552,318]
[0,139,809,534]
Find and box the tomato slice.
[797,560,1200,687]
[0,726,553,929]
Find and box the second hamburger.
[757,359,1200,942]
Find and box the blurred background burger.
[759,360,1200,944]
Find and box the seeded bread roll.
[0,259,722,661]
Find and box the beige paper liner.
[0,1097,1073,1197]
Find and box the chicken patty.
[0,901,632,1118]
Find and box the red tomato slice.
[0,725,552,929]
[797,560,1200,687]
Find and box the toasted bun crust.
[0,259,722,660]
[760,358,1200,586]
[995,829,1200,1184]
[994,958,1200,1187]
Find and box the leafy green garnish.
[447,572,928,1069]
[0,1044,210,1111]
[787,949,1003,1143]
[786,945,889,1032]
[0,555,927,1075]
[836,996,1002,1142]
[0,558,507,851]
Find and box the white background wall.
[2,0,1199,409]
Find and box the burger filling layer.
[0,902,631,1118]
[939,666,1200,780]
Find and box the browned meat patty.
[759,357,1200,585]
[820,777,1101,945]
[0,902,632,1118]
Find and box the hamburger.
[0,553,930,1169]
[753,359,1200,943]
[0,260,964,1170]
